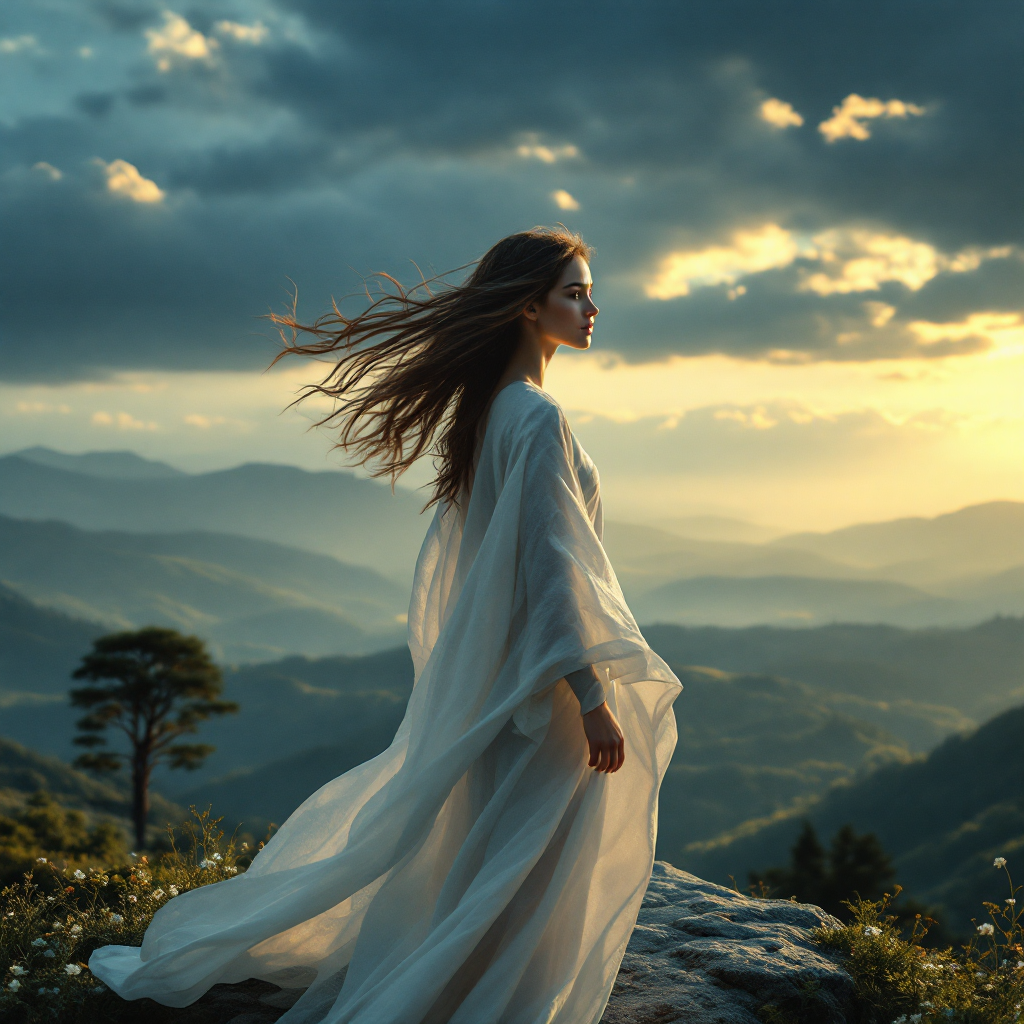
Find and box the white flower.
[1007,898,1016,905]
[7,979,20,991]
[127,895,137,903]
[64,964,82,976]
[994,857,1007,869]
[42,950,56,958]
[241,842,248,850]
[863,925,882,937]
[110,913,123,924]
[72,869,86,880]
[978,923,995,936]
[909,1016,922,1023]
[70,924,82,935]
[129,852,137,858]
[36,857,47,864]
[168,885,178,897]
[225,866,238,875]
[199,858,212,869]
[52,921,63,931]
[150,889,165,900]
[45,896,55,903]
[31,938,47,947]
[10,966,27,976]
[976,970,987,978]
[212,853,223,861]
[892,1016,907,1024]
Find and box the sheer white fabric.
[90,381,681,1024]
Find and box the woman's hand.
[582,701,625,773]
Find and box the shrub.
[814,858,1024,1024]
[0,807,258,1024]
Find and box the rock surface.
[601,861,854,1024]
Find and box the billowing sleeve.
[509,399,678,713]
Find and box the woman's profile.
[90,227,682,1023]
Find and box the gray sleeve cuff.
[565,665,610,716]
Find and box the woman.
[90,227,682,1023]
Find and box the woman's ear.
[522,302,539,322]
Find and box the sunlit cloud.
[98,159,165,203]
[12,401,70,415]
[184,414,228,428]
[714,406,779,429]
[551,189,580,210]
[907,312,1024,356]
[517,137,579,163]
[214,20,268,45]
[0,35,38,54]
[92,411,159,431]
[646,224,809,299]
[801,230,1012,295]
[818,94,925,142]
[32,162,62,181]
[759,98,803,128]
[145,12,218,72]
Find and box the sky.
[1,0,1021,530]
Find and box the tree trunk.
[132,750,151,850]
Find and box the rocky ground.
[126,862,853,1023]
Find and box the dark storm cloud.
[0,0,1020,379]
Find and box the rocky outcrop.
[602,862,854,1024]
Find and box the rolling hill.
[0,514,408,663]
[0,451,427,583]
[680,701,1024,935]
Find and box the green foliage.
[814,858,1024,1024]
[752,822,896,921]
[0,806,258,1024]
[0,793,125,888]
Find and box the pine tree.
[70,627,238,849]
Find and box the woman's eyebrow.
[561,281,592,289]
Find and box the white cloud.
[714,406,779,430]
[92,410,158,431]
[13,401,70,415]
[0,35,38,54]
[759,98,803,129]
[32,162,62,181]
[800,230,1011,295]
[184,414,227,428]
[517,137,579,163]
[145,12,218,72]
[551,189,580,210]
[646,224,809,299]
[99,159,165,203]
[818,94,925,142]
[215,20,268,44]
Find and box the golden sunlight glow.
[818,94,925,142]
[551,189,580,210]
[214,20,268,44]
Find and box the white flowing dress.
[90,381,682,1024]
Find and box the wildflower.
[31,938,47,947]
[151,889,165,900]
[127,895,137,903]
[994,857,1007,869]
[64,964,82,976]
[36,857,47,863]
[45,896,55,902]
[892,1016,907,1023]
[129,852,137,858]
[978,923,995,936]
[863,925,882,937]
[225,866,238,875]
[976,970,986,978]
[42,950,55,958]
[212,853,223,861]
[70,924,82,935]
[1007,898,1016,906]
[168,885,179,897]
[110,914,123,924]
[10,966,27,976]
[241,842,249,850]
[199,858,212,869]
[72,869,86,880]
[52,921,63,931]
[8,979,20,992]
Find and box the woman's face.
[527,255,599,351]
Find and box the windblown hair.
[268,227,592,509]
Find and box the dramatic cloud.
[0,0,1019,380]
[818,94,926,143]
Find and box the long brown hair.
[268,227,592,509]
